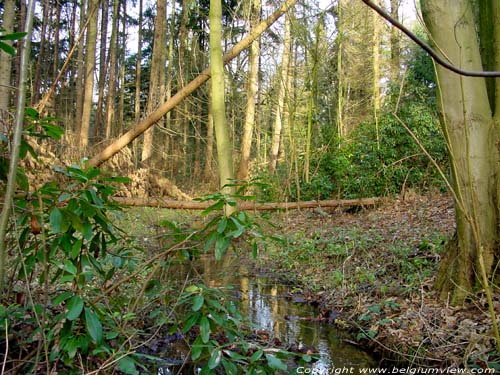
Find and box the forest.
[0,0,499,373]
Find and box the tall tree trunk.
[421,0,498,305]
[390,0,400,83]
[94,0,109,140]
[104,0,120,140]
[372,0,381,149]
[237,0,261,180]
[336,5,345,139]
[74,0,86,135]
[80,0,98,148]
[32,0,49,104]
[52,1,61,91]
[133,0,143,165]
[304,15,322,183]
[204,95,215,181]
[210,0,236,214]
[269,12,291,176]
[142,0,167,164]
[117,0,127,135]
[0,0,15,133]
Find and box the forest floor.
[253,192,500,370]
[119,192,500,370]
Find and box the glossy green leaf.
[265,354,287,370]
[0,41,15,55]
[199,316,210,343]
[63,260,77,275]
[214,236,231,260]
[66,296,84,320]
[182,312,200,333]
[84,307,103,344]
[117,355,139,375]
[49,208,63,233]
[208,349,222,369]
[0,31,27,41]
[53,290,73,306]
[221,358,238,375]
[191,337,203,361]
[192,295,204,311]
[250,350,263,363]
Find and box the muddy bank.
[253,193,499,370]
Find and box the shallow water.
[160,255,377,374]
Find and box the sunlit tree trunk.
[52,1,61,86]
[104,0,120,140]
[204,96,215,181]
[421,0,498,305]
[80,0,98,147]
[142,0,167,164]
[74,0,86,135]
[32,0,49,104]
[390,0,400,83]
[372,0,381,149]
[269,12,291,175]
[237,0,261,181]
[117,0,127,135]
[0,0,15,132]
[336,4,345,139]
[95,0,109,139]
[210,0,236,214]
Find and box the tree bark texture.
[210,0,236,215]
[112,197,384,211]
[421,0,498,304]
[142,0,167,164]
[237,0,261,181]
[79,0,98,147]
[269,12,292,176]
[0,0,15,132]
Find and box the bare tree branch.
[359,0,500,77]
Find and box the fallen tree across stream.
[112,197,384,211]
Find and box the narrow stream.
[159,254,377,374]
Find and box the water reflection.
[168,255,376,373]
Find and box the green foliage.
[173,283,311,374]
[192,180,282,259]
[7,164,138,372]
[0,29,26,56]
[293,100,447,200]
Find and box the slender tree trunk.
[104,0,120,140]
[210,0,236,214]
[421,0,498,305]
[204,95,215,180]
[269,12,291,175]
[336,4,344,139]
[142,0,167,164]
[32,0,49,104]
[237,0,261,180]
[390,0,400,83]
[0,0,35,293]
[0,0,15,133]
[117,0,127,135]
[74,0,86,135]
[52,1,61,91]
[94,0,109,140]
[372,0,381,149]
[80,0,98,147]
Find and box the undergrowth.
[0,110,311,374]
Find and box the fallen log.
[112,197,384,211]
